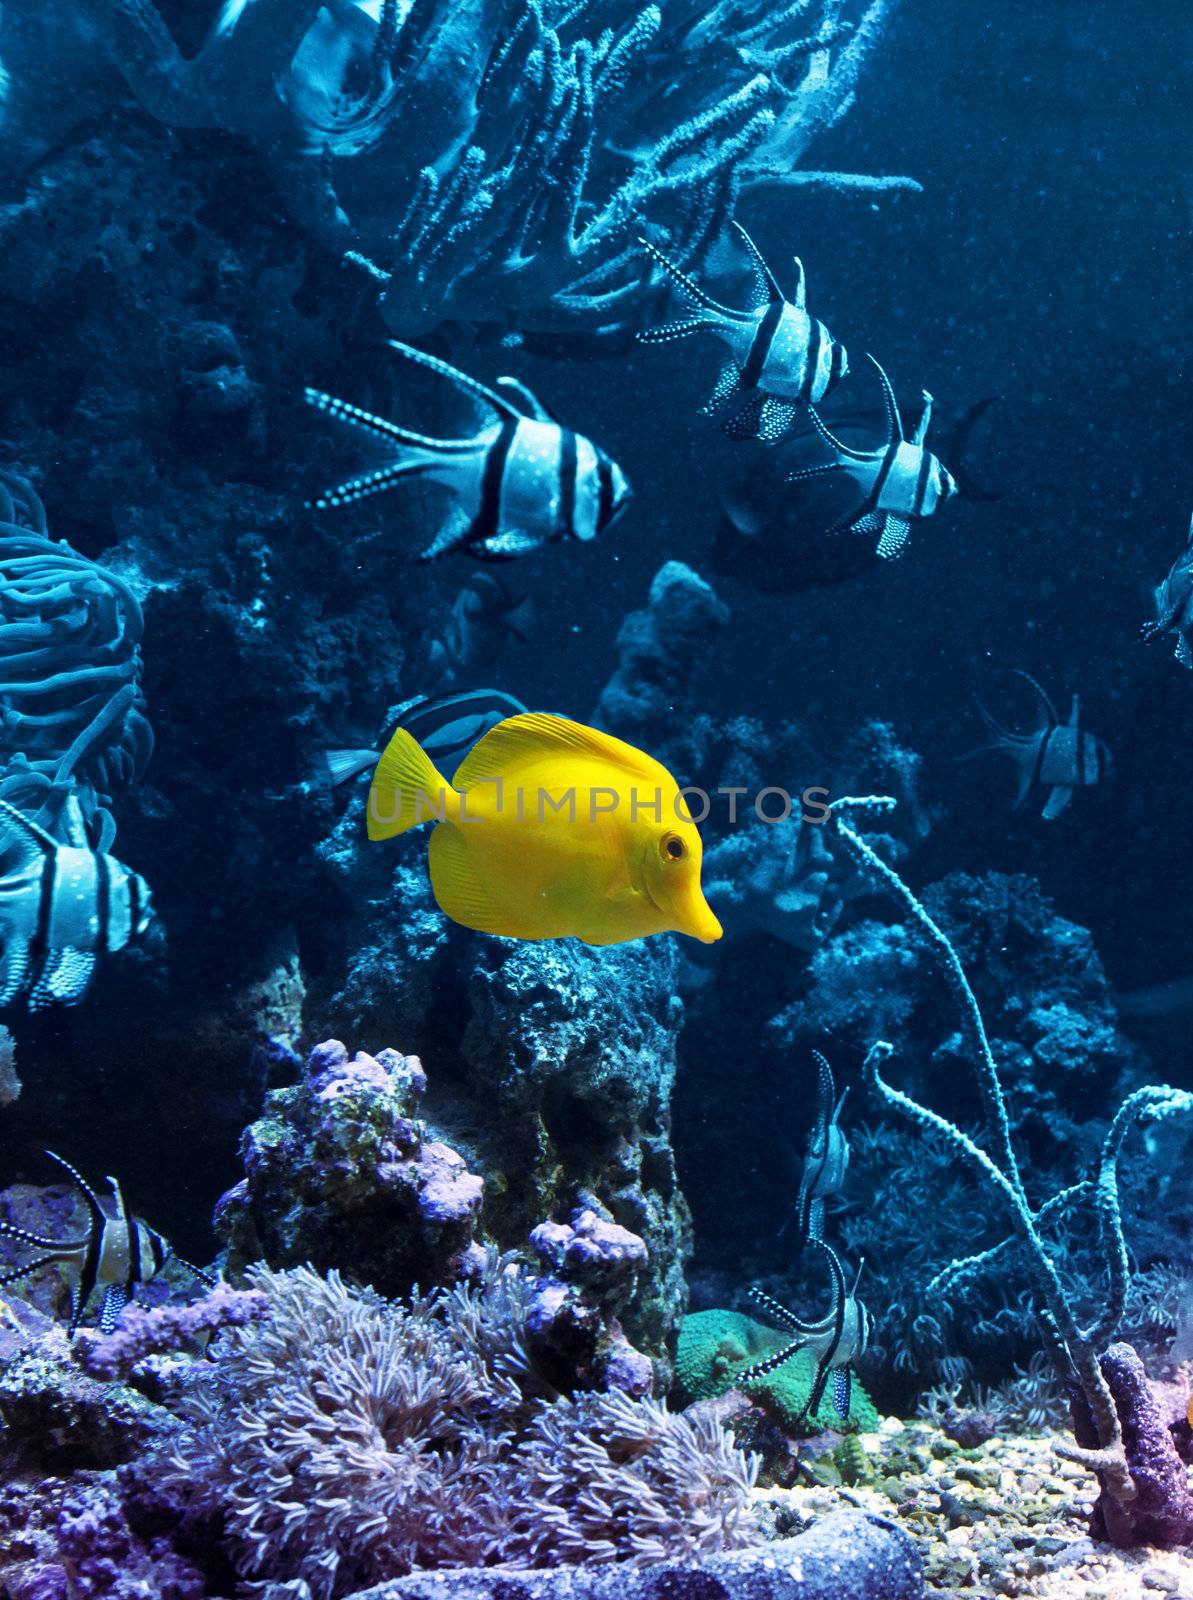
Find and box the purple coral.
[72,1285,268,1381]
[527,1205,654,1395]
[214,1039,485,1292]
[165,1260,758,1596]
[1070,1342,1193,1548]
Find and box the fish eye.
[661,833,686,861]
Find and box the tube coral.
[38,0,916,340]
[0,470,151,851]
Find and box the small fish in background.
[970,670,1110,821]
[0,798,152,1011]
[367,711,722,946]
[424,573,533,688]
[741,1242,871,1420]
[638,223,848,442]
[790,354,957,559]
[327,688,530,787]
[794,1051,850,1245]
[0,1151,214,1335]
[305,343,631,561]
[1140,510,1193,667]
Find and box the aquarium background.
[1,0,1193,1590]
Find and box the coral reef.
[0,471,151,851]
[0,1471,210,1600]
[526,1204,653,1395]
[215,1039,486,1293]
[0,1300,177,1474]
[9,0,915,341]
[594,560,730,742]
[311,877,692,1376]
[167,1260,759,1596]
[825,795,1193,1549]
[675,1308,879,1435]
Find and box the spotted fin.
[875,515,912,560]
[832,1367,852,1418]
[756,397,801,442]
[427,825,506,936]
[0,936,31,1008]
[703,361,744,413]
[1041,785,1073,822]
[1176,634,1192,669]
[475,530,543,561]
[30,949,95,1010]
[99,1284,130,1334]
[722,394,766,442]
[418,507,475,563]
[638,317,725,346]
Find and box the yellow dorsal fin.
[367,728,457,841]
[454,713,667,789]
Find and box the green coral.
[675,1309,879,1436]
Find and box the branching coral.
[166,1258,758,1596]
[0,470,151,851]
[38,0,915,339]
[826,793,1193,1548]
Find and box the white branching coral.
[167,1259,758,1597]
[31,0,915,339]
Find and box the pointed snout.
[682,895,723,945]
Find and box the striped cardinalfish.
[740,1242,871,1421]
[0,1152,213,1335]
[327,688,530,787]
[637,223,848,442]
[0,798,152,1011]
[794,1051,850,1246]
[1141,510,1193,669]
[791,354,957,559]
[305,343,631,561]
[972,671,1110,822]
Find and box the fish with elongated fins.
[306,344,631,562]
[638,223,848,442]
[366,712,722,946]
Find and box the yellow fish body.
[367,713,722,947]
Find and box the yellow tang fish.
[367,712,723,947]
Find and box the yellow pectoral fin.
[428,825,511,936]
[367,729,455,841]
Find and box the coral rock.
[215,1040,485,1293]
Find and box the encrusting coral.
[214,1039,486,1293]
[165,1258,759,1596]
[5,0,915,340]
[675,1308,879,1435]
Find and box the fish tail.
[367,729,457,841]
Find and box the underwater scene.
[0,1,1191,1597]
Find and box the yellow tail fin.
[367,729,456,841]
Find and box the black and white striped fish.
[305,344,631,561]
[0,798,152,1011]
[0,1151,213,1335]
[1140,510,1193,669]
[791,355,957,559]
[328,689,530,787]
[972,671,1110,821]
[638,223,848,442]
[740,1242,870,1420]
[795,1051,850,1246]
